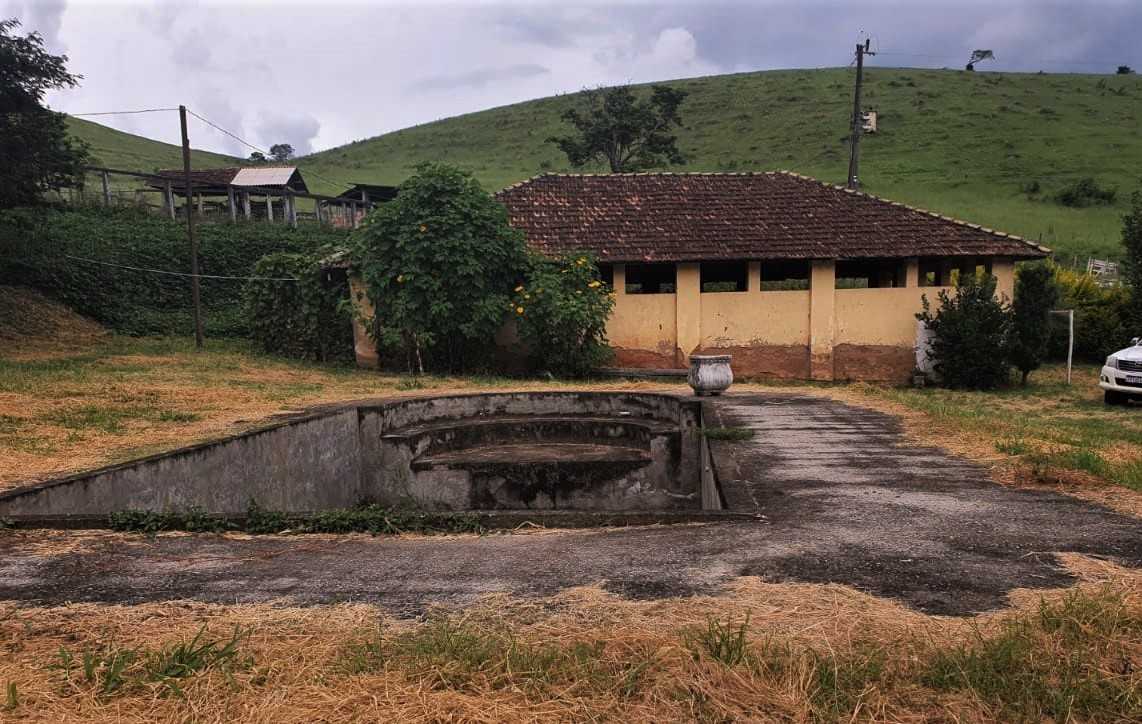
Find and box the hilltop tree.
[965,49,995,72]
[269,143,294,162]
[1117,65,1134,75]
[247,151,267,164]
[0,18,89,208]
[1009,262,1060,386]
[548,84,687,173]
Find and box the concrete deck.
[2,392,1140,616]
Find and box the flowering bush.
[352,164,526,373]
[513,252,615,377]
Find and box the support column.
[265,195,273,223]
[164,182,176,220]
[675,262,701,367]
[993,257,1015,300]
[809,259,836,381]
[748,261,761,292]
[227,185,237,222]
[904,257,919,287]
[348,274,379,369]
[242,192,252,221]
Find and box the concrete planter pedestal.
[688,355,733,396]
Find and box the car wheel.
[1105,390,1126,406]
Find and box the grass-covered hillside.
[70,68,1142,260]
[67,116,239,173]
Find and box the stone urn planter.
[688,355,733,396]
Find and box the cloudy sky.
[5,0,1140,158]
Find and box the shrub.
[243,252,353,362]
[1054,178,1116,207]
[1048,265,1131,362]
[352,163,526,373]
[512,252,614,377]
[1009,262,1060,385]
[917,273,1011,389]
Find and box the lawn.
[3,321,1142,720]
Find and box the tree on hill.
[548,84,687,173]
[0,18,89,208]
[248,151,267,164]
[269,143,294,162]
[1117,65,1134,75]
[965,49,995,71]
[1009,262,1060,386]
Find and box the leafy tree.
[1123,190,1142,328]
[247,151,267,164]
[548,84,687,172]
[1009,262,1060,386]
[965,49,995,71]
[1117,65,1134,75]
[917,272,1011,389]
[0,18,89,208]
[243,252,352,362]
[513,252,615,377]
[269,143,294,162]
[351,163,526,374]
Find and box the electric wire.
[61,254,299,282]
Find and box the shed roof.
[495,171,1050,262]
[231,167,301,187]
[150,166,308,193]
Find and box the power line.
[69,108,180,117]
[62,254,299,282]
[184,108,358,190]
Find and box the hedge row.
[0,205,349,338]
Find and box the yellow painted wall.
[835,287,950,346]
[700,290,811,347]
[608,265,677,360]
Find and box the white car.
[1101,339,1142,405]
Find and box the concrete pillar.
[809,259,836,381]
[905,257,919,287]
[348,274,379,369]
[613,264,626,298]
[938,259,956,287]
[993,257,1015,300]
[748,261,761,293]
[675,262,701,366]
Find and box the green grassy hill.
[68,116,239,173]
[70,68,1142,260]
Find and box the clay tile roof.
[151,167,241,187]
[495,172,1050,262]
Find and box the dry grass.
[0,552,1138,722]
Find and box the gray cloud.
[255,113,321,157]
[414,63,551,92]
[4,0,67,52]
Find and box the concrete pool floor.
[2,393,1140,616]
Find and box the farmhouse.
[351,171,1049,382]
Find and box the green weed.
[685,614,752,667]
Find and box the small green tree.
[352,163,526,374]
[0,18,89,208]
[548,84,687,172]
[917,272,1011,389]
[513,252,615,377]
[1008,262,1060,386]
[1123,190,1142,329]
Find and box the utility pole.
[179,105,205,349]
[847,39,875,189]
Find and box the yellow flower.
[588,280,601,288]
[523,293,530,300]
[396,274,404,283]
[419,224,427,233]
[514,285,525,292]
[516,306,525,315]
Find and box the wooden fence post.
[196,193,204,216]
[227,185,237,223]
[350,201,359,229]
[101,170,111,206]
[287,192,297,228]
[164,181,176,220]
[242,192,251,221]
[265,194,273,223]
[314,200,323,226]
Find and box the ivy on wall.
[0,205,349,337]
[243,253,353,362]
